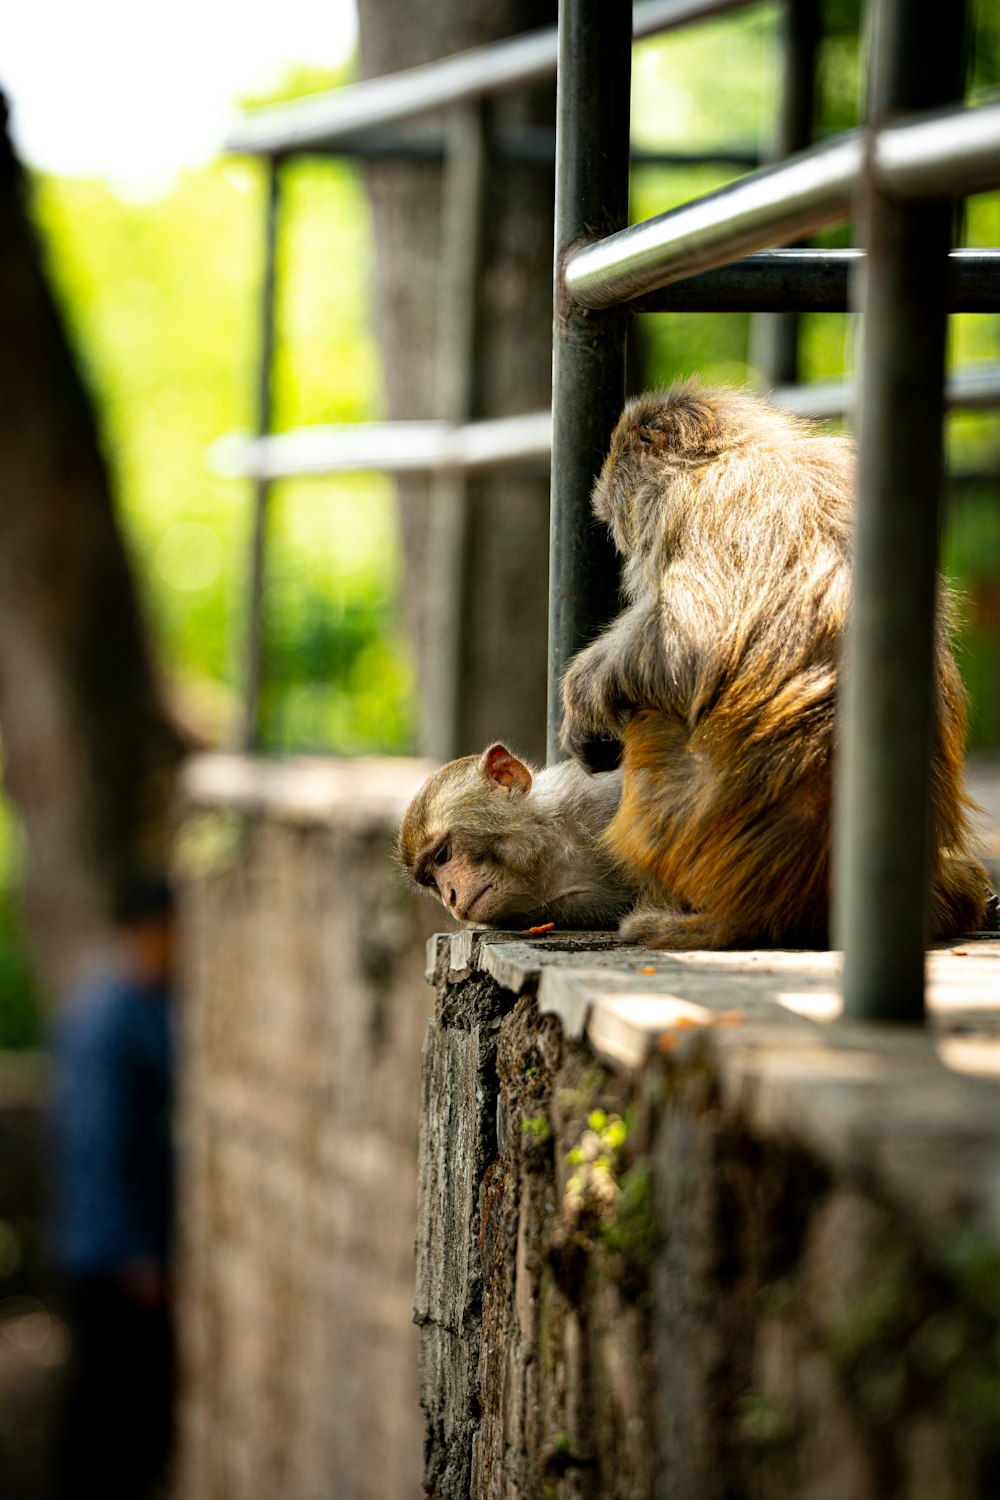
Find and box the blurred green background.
[2,5,999,1043]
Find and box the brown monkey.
[397,743,638,929]
[560,381,993,948]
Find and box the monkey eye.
[636,424,656,445]
[434,842,451,867]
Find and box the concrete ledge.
[430,930,1000,1236]
[429,926,1000,1054]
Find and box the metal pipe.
[640,247,859,310]
[226,1,751,158]
[635,248,1000,312]
[239,120,758,170]
[773,361,1000,419]
[211,413,553,481]
[211,350,1000,480]
[423,101,491,764]
[226,28,560,156]
[548,0,633,764]
[565,102,1000,310]
[833,0,969,1022]
[750,0,820,389]
[241,160,280,754]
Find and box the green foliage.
[736,1386,795,1449]
[29,131,412,754]
[0,802,40,1049]
[601,1158,659,1262]
[259,472,413,751]
[1,66,417,1039]
[944,484,1000,747]
[632,6,778,155]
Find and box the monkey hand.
[561,635,631,750]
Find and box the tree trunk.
[357,0,558,766]
[0,99,187,1000]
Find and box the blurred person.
[50,875,176,1500]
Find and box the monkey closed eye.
[418,843,451,887]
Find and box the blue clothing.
[50,969,174,1277]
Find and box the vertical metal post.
[242,158,280,753]
[548,0,633,764]
[833,0,968,1020]
[422,102,490,764]
[751,0,819,388]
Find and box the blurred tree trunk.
[357,0,557,766]
[0,99,187,1000]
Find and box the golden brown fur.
[561,382,991,948]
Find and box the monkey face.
[398,744,548,927]
[416,840,520,925]
[421,841,495,922]
[408,834,543,928]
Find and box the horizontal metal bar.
[634,248,1000,312]
[772,362,1000,418]
[566,103,1000,308]
[210,412,553,480]
[213,360,1000,481]
[631,144,759,169]
[253,119,758,168]
[226,0,752,156]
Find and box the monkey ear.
[479,743,533,796]
[635,422,668,454]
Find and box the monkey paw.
[620,907,734,951]
[559,689,622,765]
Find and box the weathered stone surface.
[417,932,1000,1500]
[177,754,437,1500]
[414,969,518,1496]
[0,1054,66,1500]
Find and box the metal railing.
[224,0,751,157]
[225,2,767,759]
[562,104,1000,308]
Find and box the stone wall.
[417,929,1000,1500]
[176,755,438,1500]
[0,1053,65,1500]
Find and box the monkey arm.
[560,601,665,760]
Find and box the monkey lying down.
[398,383,996,949]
